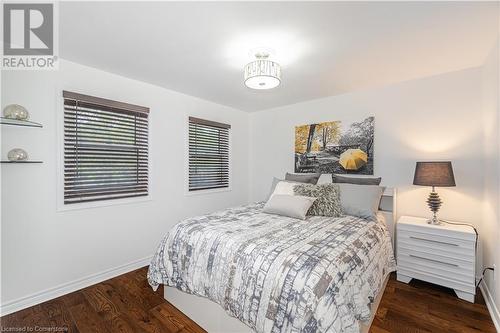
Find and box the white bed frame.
[165,188,396,333]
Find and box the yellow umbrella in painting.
[339,149,368,170]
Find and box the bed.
[148,188,396,333]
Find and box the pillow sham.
[332,174,382,185]
[337,183,385,219]
[293,183,342,217]
[263,194,317,220]
[285,172,321,185]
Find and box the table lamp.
[413,161,456,225]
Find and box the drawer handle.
[409,236,458,247]
[409,254,459,267]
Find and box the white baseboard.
[0,255,152,316]
[480,280,500,332]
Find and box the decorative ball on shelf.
[7,148,28,161]
[3,104,29,120]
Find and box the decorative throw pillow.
[263,195,317,220]
[293,183,342,217]
[332,174,382,185]
[285,172,321,185]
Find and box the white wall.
[0,60,250,311]
[481,37,500,320]
[249,68,485,258]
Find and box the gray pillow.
[332,174,382,185]
[263,195,317,220]
[338,183,385,219]
[293,183,342,217]
[285,172,321,184]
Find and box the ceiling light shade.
[244,53,281,90]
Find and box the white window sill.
[57,195,152,212]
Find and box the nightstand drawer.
[397,247,475,270]
[397,229,475,249]
[397,249,474,283]
[398,221,476,242]
[397,230,475,262]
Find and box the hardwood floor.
[1,268,496,333]
[372,275,496,333]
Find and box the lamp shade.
[413,161,456,187]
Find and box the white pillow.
[317,174,332,184]
[263,195,317,220]
[267,178,301,200]
[270,181,298,198]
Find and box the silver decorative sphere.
[7,148,28,161]
[3,104,29,120]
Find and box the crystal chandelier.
[244,52,281,90]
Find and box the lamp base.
[426,188,443,225]
[427,216,442,225]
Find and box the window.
[188,117,230,191]
[63,91,149,204]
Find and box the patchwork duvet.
[148,203,396,333]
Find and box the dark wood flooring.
[0,268,496,333]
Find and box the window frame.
[57,90,152,211]
[185,115,232,196]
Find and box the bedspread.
[148,203,396,333]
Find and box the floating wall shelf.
[0,117,43,128]
[1,160,43,164]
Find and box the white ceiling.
[60,2,498,112]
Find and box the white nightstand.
[396,215,477,302]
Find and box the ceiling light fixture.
[244,52,281,90]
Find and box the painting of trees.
[294,117,374,175]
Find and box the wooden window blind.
[63,91,149,204]
[188,117,230,191]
